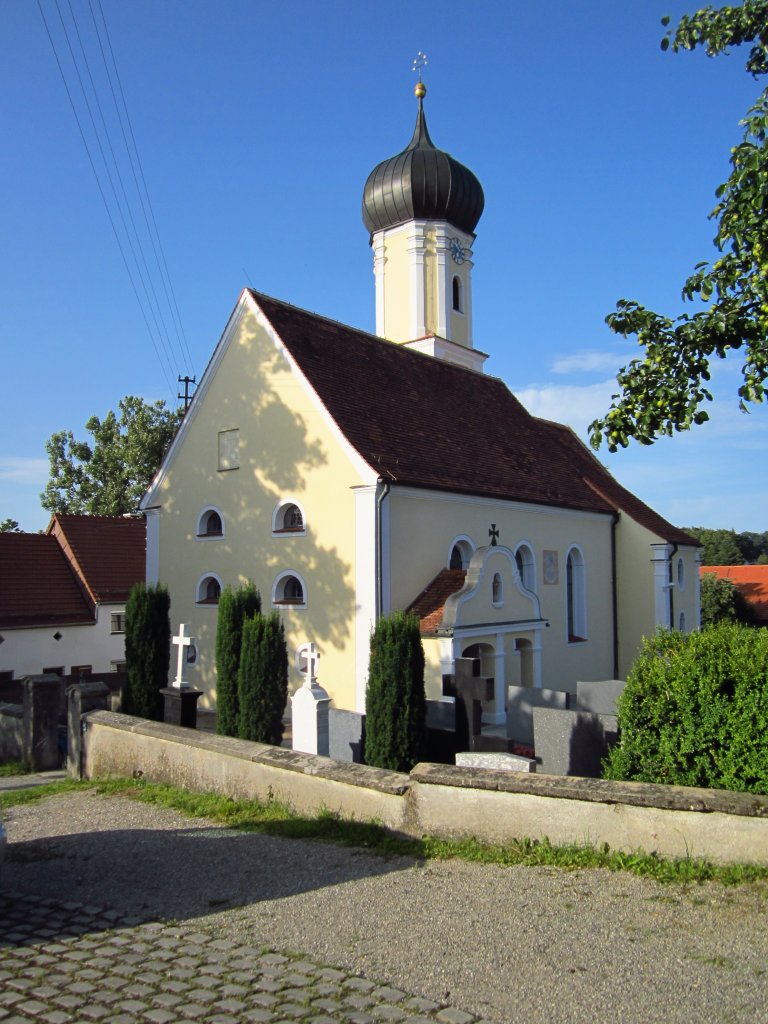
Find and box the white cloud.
[513,380,616,438]
[0,457,49,484]
[551,350,625,375]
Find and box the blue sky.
[1,0,766,533]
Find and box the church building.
[141,83,700,722]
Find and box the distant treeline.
[683,527,768,566]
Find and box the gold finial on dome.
[412,50,427,98]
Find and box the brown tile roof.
[251,292,694,543]
[48,514,146,604]
[405,568,467,634]
[700,565,768,622]
[0,534,93,628]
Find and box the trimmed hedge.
[364,611,426,772]
[123,582,170,721]
[603,623,768,794]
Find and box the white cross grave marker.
[295,641,320,687]
[172,623,196,688]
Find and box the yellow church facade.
[142,84,700,723]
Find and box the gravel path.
[2,789,768,1024]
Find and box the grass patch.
[2,776,768,889]
[0,761,28,778]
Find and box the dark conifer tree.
[237,611,288,745]
[123,582,171,720]
[215,581,260,736]
[364,611,426,772]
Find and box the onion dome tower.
[362,80,486,370]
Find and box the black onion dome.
[362,86,484,237]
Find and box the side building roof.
[0,533,93,628]
[48,514,146,604]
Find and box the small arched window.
[272,571,307,608]
[452,275,463,313]
[679,610,687,633]
[677,557,685,590]
[273,500,306,535]
[197,574,222,605]
[514,543,536,591]
[448,537,473,571]
[492,572,503,606]
[566,547,587,642]
[196,506,224,538]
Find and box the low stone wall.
[0,703,24,762]
[80,711,768,867]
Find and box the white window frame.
[514,541,537,591]
[272,498,307,537]
[565,545,587,644]
[196,572,224,606]
[196,505,225,540]
[272,570,307,608]
[447,535,474,570]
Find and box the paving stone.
[435,1010,476,1024]
[372,987,408,1004]
[178,1004,209,1020]
[144,1010,178,1024]
[274,1004,312,1019]
[345,979,376,994]
[240,1012,271,1024]
[371,1007,407,1022]
[403,999,441,1014]
[40,1011,72,1024]
[17,1001,52,1015]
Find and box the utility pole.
[177,375,196,411]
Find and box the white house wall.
[0,604,127,679]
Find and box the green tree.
[590,2,768,451]
[364,611,426,772]
[604,624,768,793]
[215,581,261,737]
[42,395,182,515]
[122,582,171,720]
[683,526,744,564]
[237,611,288,745]
[700,571,758,625]
[0,519,21,533]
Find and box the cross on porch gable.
[489,523,500,546]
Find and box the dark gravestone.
[67,681,110,779]
[328,708,365,763]
[506,685,571,747]
[532,707,618,778]
[23,675,64,771]
[160,687,203,729]
[574,679,626,717]
[453,657,493,753]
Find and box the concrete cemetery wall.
[80,711,768,866]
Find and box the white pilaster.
[145,507,160,584]
[407,221,427,339]
[354,485,378,713]
[372,232,387,338]
[651,543,673,629]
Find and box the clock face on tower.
[449,237,466,265]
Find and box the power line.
[36,0,197,399]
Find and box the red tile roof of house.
[48,514,145,604]
[406,568,468,634]
[0,533,93,628]
[251,292,696,545]
[700,565,768,622]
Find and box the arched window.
[679,610,687,633]
[514,543,536,591]
[566,547,587,642]
[272,500,306,535]
[677,557,685,590]
[196,574,222,605]
[452,275,463,313]
[448,537,473,570]
[492,572,503,606]
[272,571,307,607]
[196,506,224,538]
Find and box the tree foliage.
[590,2,768,451]
[215,581,261,737]
[237,611,288,745]
[603,624,768,794]
[123,582,171,720]
[683,524,768,562]
[364,611,426,772]
[700,571,759,624]
[42,395,182,515]
[0,519,21,533]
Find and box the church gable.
[442,545,544,632]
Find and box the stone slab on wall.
[507,685,570,746]
[533,707,618,778]
[574,679,626,717]
[327,709,365,763]
[456,751,535,772]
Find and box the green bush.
[604,624,768,794]
[215,581,261,737]
[699,572,757,627]
[123,582,171,720]
[237,611,288,745]
[364,611,426,772]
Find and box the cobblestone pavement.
[0,893,489,1024]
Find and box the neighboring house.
[0,514,145,684]
[699,565,768,624]
[142,84,700,723]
